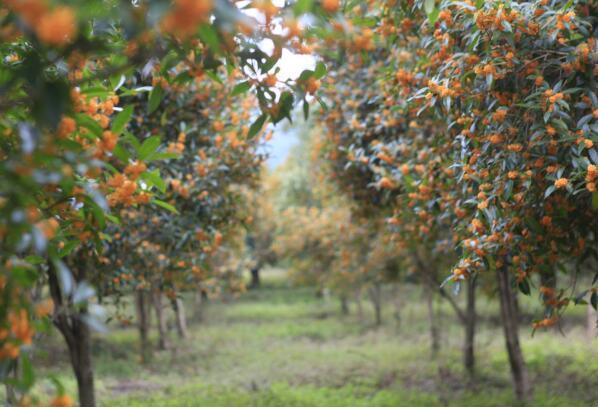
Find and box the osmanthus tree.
[0,0,337,405]
[317,0,597,400]
[267,122,397,323]
[270,147,349,289]
[314,54,478,365]
[101,70,265,362]
[260,128,361,300]
[420,0,597,398]
[274,205,349,285]
[243,169,280,288]
[314,2,483,370]
[340,223,400,325]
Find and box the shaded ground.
[19,269,598,406]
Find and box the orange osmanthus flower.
[36,6,77,46]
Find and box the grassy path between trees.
[23,269,598,406]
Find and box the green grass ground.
[18,268,598,405]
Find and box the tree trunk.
[369,283,382,326]
[55,306,95,406]
[539,268,557,289]
[136,290,151,363]
[496,267,531,401]
[340,295,349,315]
[424,284,440,357]
[192,289,204,323]
[49,261,96,407]
[172,297,188,339]
[392,283,401,327]
[152,290,169,350]
[69,317,95,407]
[4,360,18,405]
[464,277,476,377]
[249,267,260,289]
[315,286,326,298]
[355,289,364,322]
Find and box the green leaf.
[86,197,106,229]
[106,214,121,225]
[314,62,327,79]
[75,114,103,138]
[272,92,294,124]
[248,114,268,138]
[81,86,109,98]
[152,199,179,214]
[58,240,79,258]
[20,354,35,391]
[112,105,133,135]
[428,7,440,24]
[141,169,166,193]
[147,86,164,114]
[198,24,221,54]
[503,180,513,200]
[48,376,65,395]
[122,132,141,150]
[160,51,179,74]
[303,99,310,120]
[25,255,44,265]
[110,74,126,91]
[298,69,315,82]
[206,70,223,84]
[592,192,598,211]
[294,0,313,14]
[518,278,531,296]
[315,95,328,110]
[138,136,161,161]
[261,56,278,73]
[147,152,179,161]
[112,142,130,163]
[231,81,252,96]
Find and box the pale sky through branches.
[262,48,314,169]
[240,0,315,169]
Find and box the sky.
[262,51,314,170]
[261,121,300,169]
[240,1,316,169]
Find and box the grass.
[9,268,598,406]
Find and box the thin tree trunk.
[392,283,401,327]
[464,277,476,377]
[70,317,95,407]
[55,307,95,407]
[315,287,324,298]
[152,290,169,350]
[136,290,151,363]
[340,295,349,315]
[539,268,557,289]
[192,289,204,323]
[172,297,188,339]
[369,283,382,326]
[5,360,18,405]
[249,267,260,289]
[355,289,364,322]
[424,284,440,357]
[496,267,531,401]
[49,261,96,407]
